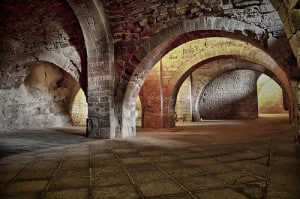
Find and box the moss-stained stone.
[290,31,300,56]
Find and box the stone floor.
[0,114,300,199]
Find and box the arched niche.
[0,61,87,130]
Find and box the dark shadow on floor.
[0,127,92,158]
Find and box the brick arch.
[66,0,115,138]
[121,17,294,137]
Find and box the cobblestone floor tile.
[148,192,194,199]
[177,176,224,192]
[92,184,140,199]
[216,171,264,185]
[1,180,48,194]
[0,170,20,183]
[155,160,189,170]
[56,168,89,178]
[195,188,248,199]
[225,161,268,178]
[121,157,149,164]
[125,162,158,173]
[60,160,89,169]
[92,165,125,176]
[131,170,169,182]
[92,174,131,187]
[91,157,119,167]
[237,181,267,199]
[183,158,218,166]
[44,188,88,199]
[113,148,138,154]
[15,169,56,181]
[48,177,89,190]
[0,192,41,199]
[137,180,185,197]
[139,150,167,156]
[144,155,177,162]
[165,167,204,179]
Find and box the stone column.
[86,60,113,139]
[290,80,300,138]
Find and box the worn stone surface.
[0,114,300,198]
[1,0,300,140]
[199,70,259,119]
[0,62,87,130]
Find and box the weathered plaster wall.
[0,62,84,129]
[198,70,260,120]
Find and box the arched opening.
[175,75,193,123]
[257,74,287,115]
[69,88,88,126]
[136,36,293,131]
[136,95,142,128]
[121,17,295,138]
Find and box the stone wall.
[0,62,83,129]
[270,0,300,65]
[198,70,260,120]
[0,0,86,87]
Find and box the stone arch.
[122,16,295,137]
[66,0,115,138]
[171,57,290,124]
[169,56,292,126]
[0,0,87,91]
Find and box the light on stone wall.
[70,88,88,126]
[136,96,142,127]
[257,74,285,114]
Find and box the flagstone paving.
[0,114,300,198]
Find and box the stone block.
[269,0,282,10]
[289,9,300,33]
[289,32,300,56]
